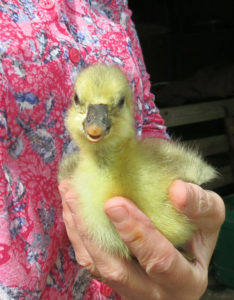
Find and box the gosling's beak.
[84,104,111,143]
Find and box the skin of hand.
[59,179,225,300]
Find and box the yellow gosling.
[58,64,217,259]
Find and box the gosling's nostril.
[101,115,108,124]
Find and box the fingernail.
[106,206,129,223]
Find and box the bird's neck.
[79,137,134,168]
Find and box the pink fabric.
[0,0,168,299]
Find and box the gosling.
[58,64,217,259]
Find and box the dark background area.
[128,0,234,82]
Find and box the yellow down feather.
[58,64,217,259]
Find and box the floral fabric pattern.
[0,0,168,299]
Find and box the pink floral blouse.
[0,0,168,299]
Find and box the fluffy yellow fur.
[59,64,217,259]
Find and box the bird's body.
[59,64,217,259]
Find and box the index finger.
[104,197,204,293]
[58,179,72,200]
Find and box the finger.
[169,180,225,231]
[78,229,163,300]
[65,197,161,299]
[169,180,225,267]
[61,190,94,270]
[104,197,204,294]
[64,196,129,279]
[58,179,71,199]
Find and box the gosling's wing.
[139,138,217,185]
[58,151,80,182]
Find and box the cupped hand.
[59,179,225,300]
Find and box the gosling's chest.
[72,158,126,205]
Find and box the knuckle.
[146,251,176,276]
[58,179,70,196]
[82,263,95,273]
[103,269,129,285]
[216,195,226,226]
[62,210,73,227]
[122,221,155,246]
[77,256,95,272]
[191,187,211,218]
[78,230,90,241]
[207,191,226,226]
[198,190,210,215]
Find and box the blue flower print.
[38,200,55,234]
[0,108,11,142]
[10,217,26,239]
[36,30,48,57]
[19,0,37,20]
[72,268,92,300]
[14,92,39,110]
[91,1,115,21]
[17,117,56,163]
[12,60,26,79]
[0,2,19,23]
[44,46,61,64]
[0,281,41,300]
[8,138,24,159]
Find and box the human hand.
[59,179,225,300]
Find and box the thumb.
[104,197,200,292]
[169,180,225,231]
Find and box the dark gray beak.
[83,104,111,142]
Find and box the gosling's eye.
[74,93,80,105]
[118,97,125,108]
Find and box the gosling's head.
[66,64,134,148]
